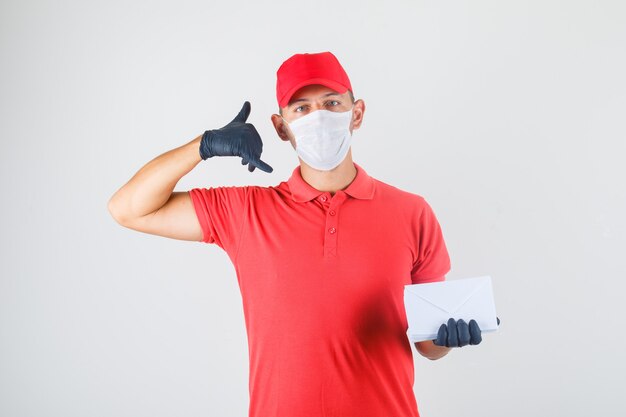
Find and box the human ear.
[270,114,291,142]
[351,99,366,131]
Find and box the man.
[108,51,494,417]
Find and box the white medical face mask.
[282,107,354,171]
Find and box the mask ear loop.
[346,105,355,132]
[279,116,294,142]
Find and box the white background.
[1,0,625,416]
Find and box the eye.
[326,100,340,106]
[294,105,307,113]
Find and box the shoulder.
[191,181,291,201]
[226,182,296,208]
[371,176,428,207]
[246,181,290,196]
[368,176,441,224]
[192,182,286,194]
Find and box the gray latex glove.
[433,317,501,347]
[199,101,273,173]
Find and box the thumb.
[230,101,251,124]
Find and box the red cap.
[276,51,353,108]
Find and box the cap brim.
[279,78,350,108]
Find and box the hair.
[279,89,355,116]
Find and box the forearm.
[415,340,452,361]
[108,135,203,222]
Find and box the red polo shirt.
[189,162,451,417]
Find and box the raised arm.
[107,135,205,241]
[107,101,273,242]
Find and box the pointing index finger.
[248,157,274,173]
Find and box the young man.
[108,51,489,417]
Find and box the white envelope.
[404,276,499,343]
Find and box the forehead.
[288,84,347,104]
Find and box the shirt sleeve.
[410,198,451,284]
[188,186,249,255]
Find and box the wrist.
[199,130,214,160]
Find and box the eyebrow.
[288,92,343,107]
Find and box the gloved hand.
[432,317,501,347]
[199,101,273,173]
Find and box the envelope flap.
[405,277,490,314]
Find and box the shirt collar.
[287,162,375,203]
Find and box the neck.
[299,151,357,196]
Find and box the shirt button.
[329,227,336,234]
[320,196,327,202]
[329,210,336,216]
